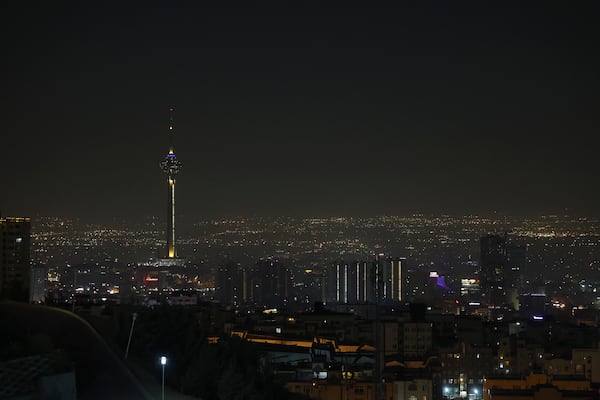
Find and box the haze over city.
[2,3,599,221]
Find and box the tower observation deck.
[159,107,181,258]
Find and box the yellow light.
[168,249,175,258]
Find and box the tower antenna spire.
[168,106,175,153]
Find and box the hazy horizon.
[3,4,599,221]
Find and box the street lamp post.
[124,312,138,360]
[160,356,167,400]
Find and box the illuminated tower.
[159,107,181,258]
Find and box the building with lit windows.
[479,234,526,309]
[572,348,600,384]
[30,265,47,303]
[483,374,595,400]
[216,258,291,308]
[325,256,405,305]
[0,217,31,301]
[376,254,404,303]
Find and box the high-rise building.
[216,262,245,307]
[375,254,404,303]
[30,264,47,303]
[480,234,507,282]
[480,234,507,307]
[479,233,527,308]
[326,261,349,304]
[159,107,182,259]
[247,259,290,307]
[0,217,31,301]
[506,242,526,299]
[216,258,291,308]
[325,256,405,304]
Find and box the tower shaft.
[167,177,176,258]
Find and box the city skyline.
[2,4,600,221]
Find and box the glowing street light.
[160,356,167,400]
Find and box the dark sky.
[2,3,599,221]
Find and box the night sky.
[2,4,599,221]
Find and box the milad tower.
[159,107,182,259]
